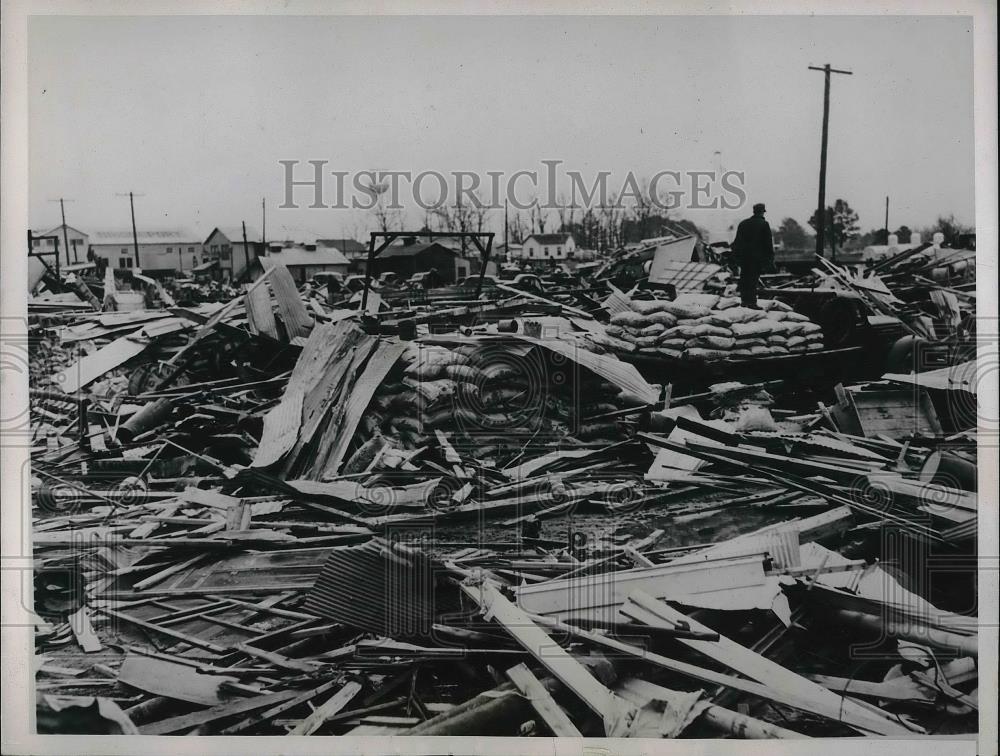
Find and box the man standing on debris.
[731,202,774,308]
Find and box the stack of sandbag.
[348,340,633,467]
[605,292,824,362]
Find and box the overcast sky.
[28,14,974,242]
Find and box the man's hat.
[753,203,766,214]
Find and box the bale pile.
[606,293,825,361]
[347,341,634,468]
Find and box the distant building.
[31,224,91,267]
[365,239,471,284]
[203,226,265,281]
[520,233,577,262]
[89,230,203,277]
[316,238,367,261]
[494,242,523,260]
[253,243,350,283]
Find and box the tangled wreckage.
[28,244,980,738]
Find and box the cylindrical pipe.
[920,450,977,492]
[117,398,173,443]
[834,609,977,657]
[700,704,808,739]
[406,678,562,736]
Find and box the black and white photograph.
[1,2,996,754]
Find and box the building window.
[121,248,128,254]
[220,249,231,261]
[211,245,219,253]
[32,239,40,248]
[167,247,173,253]
[189,247,195,253]
[556,246,562,254]
[119,259,128,269]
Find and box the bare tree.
[369,190,403,233]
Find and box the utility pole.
[884,195,890,243]
[261,198,267,254]
[48,198,76,265]
[503,198,509,262]
[808,63,852,258]
[242,221,250,280]
[116,192,145,268]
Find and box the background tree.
[920,214,972,247]
[809,198,860,254]
[777,217,809,249]
[894,225,912,244]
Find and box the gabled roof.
[41,224,89,239]
[205,226,262,245]
[525,233,573,245]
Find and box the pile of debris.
[27,259,980,738]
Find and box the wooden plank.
[461,581,632,735]
[514,553,779,621]
[220,678,348,734]
[52,335,149,393]
[68,606,102,653]
[619,589,904,735]
[529,612,918,735]
[506,662,581,736]
[100,608,228,653]
[288,680,362,735]
[140,689,299,735]
[132,553,208,591]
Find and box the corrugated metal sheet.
[267,263,314,340]
[244,283,279,340]
[302,538,459,638]
[304,340,408,478]
[252,321,366,469]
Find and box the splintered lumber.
[515,553,781,621]
[506,663,581,736]
[617,678,806,739]
[461,581,634,735]
[140,689,300,735]
[221,677,346,734]
[528,612,918,735]
[99,608,228,653]
[67,606,102,652]
[52,334,149,393]
[620,589,904,735]
[288,680,362,735]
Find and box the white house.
[204,226,265,281]
[89,229,204,276]
[519,233,577,261]
[31,224,90,267]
